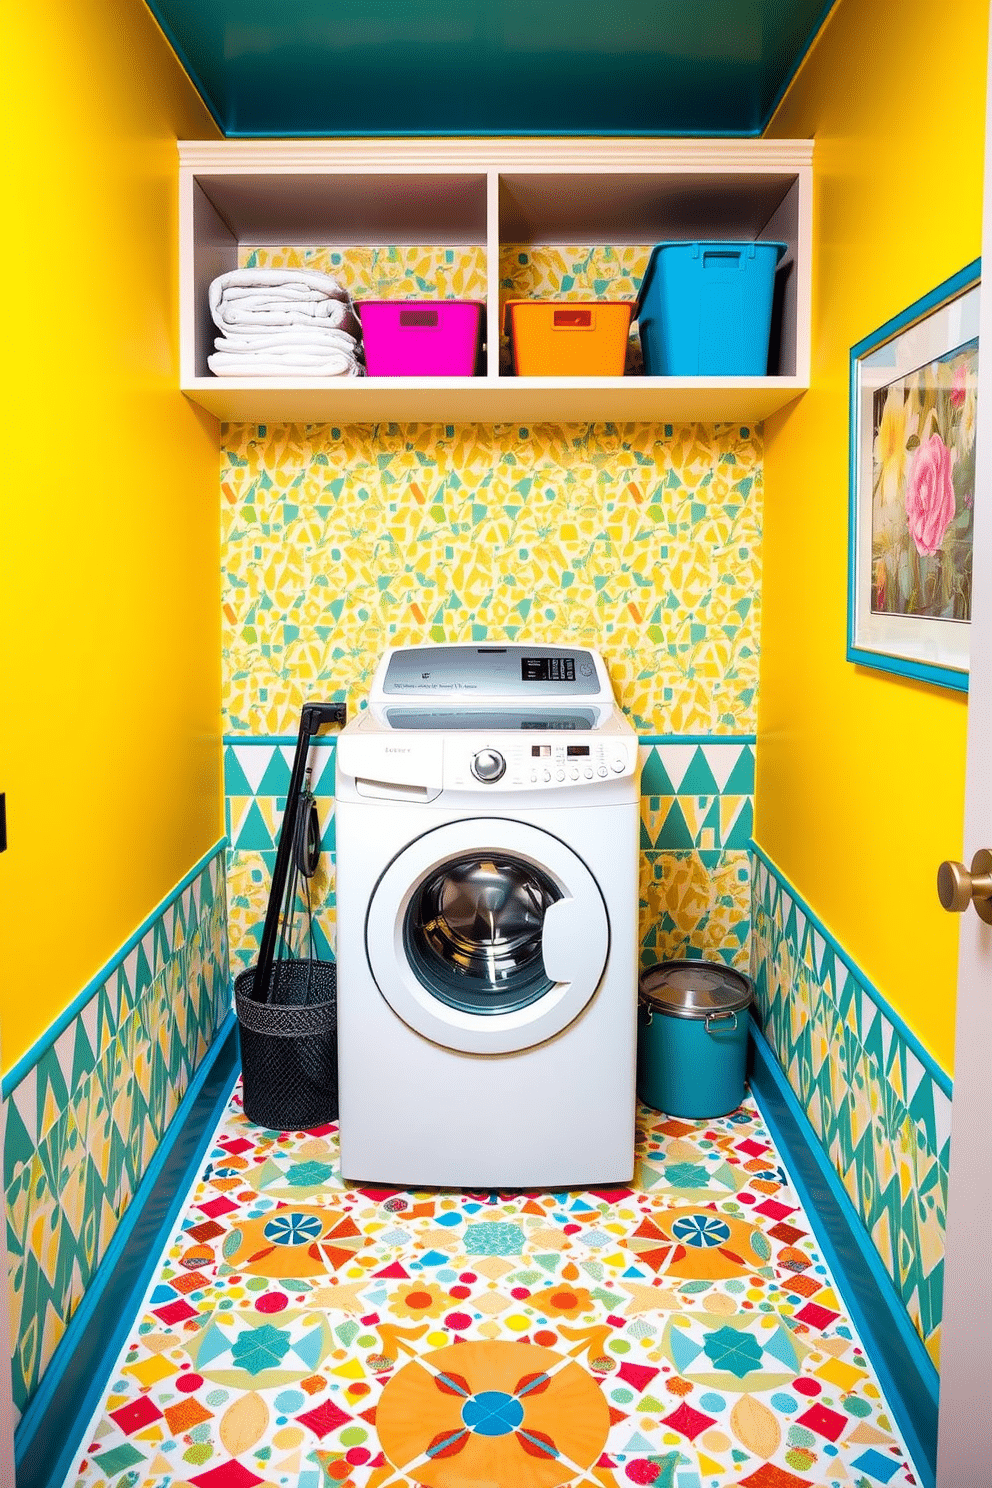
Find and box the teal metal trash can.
[637,960,753,1118]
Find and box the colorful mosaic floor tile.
[67,1089,920,1488]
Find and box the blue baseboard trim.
[13,1014,240,1488]
[748,1022,938,1487]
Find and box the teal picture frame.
[848,260,981,692]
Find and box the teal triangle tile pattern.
[862,1002,887,1076]
[3,1096,36,1190]
[135,938,155,1001]
[653,744,697,792]
[639,747,675,796]
[223,745,254,797]
[258,747,294,797]
[750,846,950,1370]
[723,798,753,849]
[153,917,171,978]
[232,743,278,795]
[655,802,695,850]
[885,1035,907,1102]
[721,744,755,794]
[908,1071,937,1154]
[237,800,276,852]
[310,743,337,794]
[34,1049,69,1146]
[678,746,720,796]
[700,798,721,841]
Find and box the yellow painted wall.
[760,0,988,1073]
[0,0,222,1068]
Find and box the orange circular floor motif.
[376,1339,610,1488]
[626,1205,771,1280]
[221,1206,367,1278]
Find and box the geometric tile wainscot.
[224,736,756,977]
[749,841,951,1372]
[2,846,230,1424]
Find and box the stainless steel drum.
[404,854,562,1013]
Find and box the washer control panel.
[449,736,633,790]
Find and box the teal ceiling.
[145,0,836,138]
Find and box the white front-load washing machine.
[334,643,640,1188]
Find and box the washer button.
[598,765,609,778]
[584,767,594,779]
[556,769,566,782]
[543,769,552,782]
[612,757,626,773]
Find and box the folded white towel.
[209,266,351,301]
[213,326,363,356]
[213,299,361,335]
[207,349,365,378]
[209,267,359,335]
[220,284,337,304]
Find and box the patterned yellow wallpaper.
[221,418,761,736]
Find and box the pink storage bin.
[358,300,485,376]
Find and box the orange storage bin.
[504,300,632,376]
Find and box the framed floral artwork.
[848,260,980,690]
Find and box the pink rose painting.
[870,340,976,621]
[905,433,955,556]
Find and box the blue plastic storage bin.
[637,960,752,1118]
[636,240,787,376]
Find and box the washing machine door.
[365,818,610,1054]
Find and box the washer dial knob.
[471,748,506,783]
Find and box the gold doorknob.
[937,848,992,924]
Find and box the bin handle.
[704,1010,739,1034]
[552,307,595,330]
[702,249,750,270]
[400,308,440,327]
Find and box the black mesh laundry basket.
[235,959,338,1130]
[235,699,346,1132]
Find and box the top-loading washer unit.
[334,642,640,1188]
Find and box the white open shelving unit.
[179,137,813,424]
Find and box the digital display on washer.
[384,709,598,730]
[522,656,576,682]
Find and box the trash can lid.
[638,959,752,1020]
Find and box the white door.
[365,817,610,1053]
[934,13,992,1482]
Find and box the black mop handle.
[253,701,347,1004]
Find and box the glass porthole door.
[365,819,610,1054]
